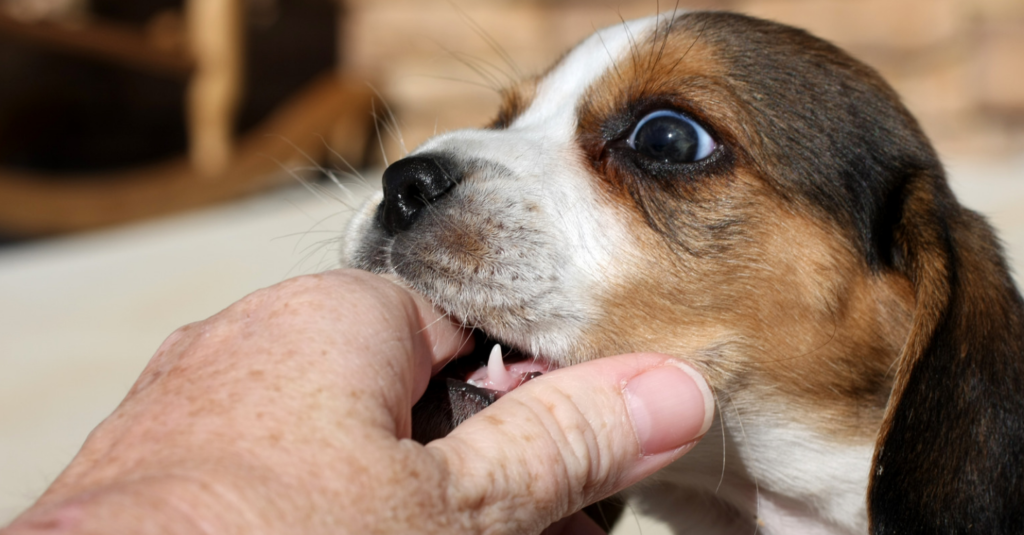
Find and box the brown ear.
[868,171,1024,534]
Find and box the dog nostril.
[379,155,457,235]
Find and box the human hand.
[2,270,713,535]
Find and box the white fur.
[345,17,661,362]
[637,413,872,534]
[343,15,873,534]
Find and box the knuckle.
[490,391,604,516]
[520,379,626,505]
[531,386,605,499]
[437,382,622,534]
[231,274,338,319]
[268,273,330,300]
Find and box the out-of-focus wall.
[340,0,1024,160]
[738,0,1024,157]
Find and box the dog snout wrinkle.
[380,155,457,234]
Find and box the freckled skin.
[8,272,470,535]
[4,270,708,535]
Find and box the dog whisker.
[315,134,375,190]
[341,11,1024,532]
[369,100,394,166]
[365,84,408,156]
[443,47,514,92]
[445,0,523,83]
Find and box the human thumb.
[425,353,714,535]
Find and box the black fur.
[681,13,1024,533]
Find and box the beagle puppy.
[343,11,1024,535]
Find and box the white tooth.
[488,344,512,387]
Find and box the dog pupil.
[637,116,698,162]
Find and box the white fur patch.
[633,410,872,535]
[344,17,662,362]
[342,13,877,534]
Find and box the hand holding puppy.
[2,270,712,535]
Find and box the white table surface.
[1,158,1022,531]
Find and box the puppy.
[343,11,1024,534]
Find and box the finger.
[166,270,463,436]
[399,285,477,372]
[429,353,714,535]
[300,271,473,436]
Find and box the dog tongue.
[466,344,547,393]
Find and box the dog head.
[344,11,1024,534]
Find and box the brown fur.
[869,168,1024,533]
[351,11,1024,533]
[490,78,539,129]
[582,182,913,440]
[571,13,1024,531]
[571,16,914,440]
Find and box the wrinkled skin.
[2,270,711,535]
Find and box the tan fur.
[492,78,539,129]
[579,171,911,440]
[347,12,1024,532]
[568,19,915,441]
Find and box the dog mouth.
[438,329,554,395]
[411,329,555,443]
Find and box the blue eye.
[627,110,715,163]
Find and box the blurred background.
[1,0,1022,531]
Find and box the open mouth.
[411,329,555,443]
[438,329,554,395]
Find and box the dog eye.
[627,110,715,163]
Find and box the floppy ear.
[868,171,1024,534]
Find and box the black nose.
[378,155,457,235]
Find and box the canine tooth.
[487,344,512,388]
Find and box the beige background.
[343,0,1024,162]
